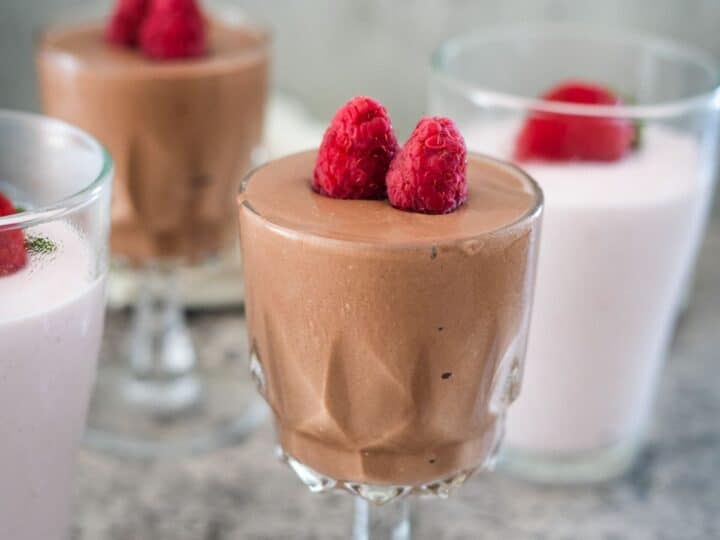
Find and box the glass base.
[277,448,482,504]
[85,362,268,459]
[108,252,245,310]
[497,436,643,484]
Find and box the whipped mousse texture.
[238,150,542,486]
[464,120,710,458]
[0,221,105,540]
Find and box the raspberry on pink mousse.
[0,192,27,276]
[387,117,468,214]
[313,96,399,200]
[514,80,636,162]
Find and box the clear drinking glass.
[429,23,720,483]
[237,151,543,538]
[0,111,112,540]
[35,1,270,457]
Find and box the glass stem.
[126,263,203,414]
[352,498,412,540]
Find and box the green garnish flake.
[25,234,57,255]
[618,92,643,151]
[14,206,25,213]
[632,119,644,150]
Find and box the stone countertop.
[72,218,720,540]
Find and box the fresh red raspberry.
[514,80,635,162]
[105,0,149,47]
[139,0,207,60]
[0,192,27,276]
[386,117,467,214]
[313,96,399,199]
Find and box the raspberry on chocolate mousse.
[140,0,208,59]
[106,0,149,47]
[38,2,269,263]
[387,116,468,214]
[313,96,399,200]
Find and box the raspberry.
[105,0,149,47]
[139,0,207,60]
[0,192,27,277]
[514,80,635,162]
[386,117,467,214]
[313,96,399,199]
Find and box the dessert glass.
[237,151,543,539]
[429,23,720,483]
[0,111,112,540]
[35,1,270,457]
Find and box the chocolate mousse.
[238,150,543,486]
[37,15,269,263]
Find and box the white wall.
[2,0,719,129]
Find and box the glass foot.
[353,498,411,540]
[85,363,268,458]
[277,449,481,504]
[498,435,644,484]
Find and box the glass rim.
[0,110,113,229]
[36,1,271,72]
[238,150,544,248]
[430,22,720,120]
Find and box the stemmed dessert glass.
[429,23,720,483]
[0,111,112,540]
[35,1,271,457]
[237,151,544,539]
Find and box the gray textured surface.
[72,217,720,540]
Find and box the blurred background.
[3,0,720,218]
[2,0,719,135]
